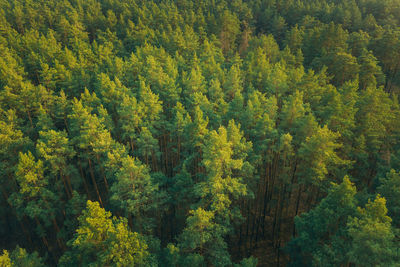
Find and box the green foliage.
[287,177,357,266]
[109,155,163,232]
[60,200,149,266]
[0,247,45,267]
[9,151,59,226]
[8,246,46,267]
[347,195,398,266]
[1,0,400,266]
[289,178,400,267]
[378,170,400,227]
[1,246,46,267]
[0,250,11,267]
[298,125,347,185]
[36,130,75,176]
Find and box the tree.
[347,195,399,266]
[117,94,142,151]
[287,177,357,266]
[354,87,396,186]
[223,64,243,100]
[182,66,206,101]
[109,155,162,233]
[378,170,400,227]
[329,51,360,86]
[279,90,318,144]
[0,250,11,267]
[297,125,347,186]
[0,109,31,198]
[177,208,216,266]
[218,10,240,54]
[348,31,370,58]
[284,25,304,52]
[179,121,253,266]
[68,98,115,204]
[59,200,149,266]
[2,0,400,265]
[371,29,400,92]
[0,246,45,267]
[358,49,384,90]
[8,152,61,241]
[136,127,160,168]
[137,80,163,131]
[36,130,75,198]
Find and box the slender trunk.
[272,184,281,244]
[295,184,303,217]
[101,165,109,193]
[306,186,317,211]
[254,170,265,245]
[238,201,244,255]
[238,224,243,256]
[88,158,103,207]
[78,159,91,198]
[177,135,181,163]
[163,134,168,175]
[4,191,34,247]
[170,205,175,241]
[254,211,262,246]
[275,184,286,249]
[34,216,50,250]
[128,215,133,229]
[245,199,251,253]
[276,240,281,267]
[41,194,66,251]
[25,104,34,128]
[64,173,73,196]
[287,161,297,201]
[267,162,277,215]
[152,150,157,171]
[52,217,66,250]
[63,114,69,134]
[19,219,33,247]
[130,138,134,152]
[96,154,109,193]
[22,216,34,247]
[293,185,303,237]
[60,173,71,199]
[262,160,270,237]
[249,203,257,249]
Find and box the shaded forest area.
[1,0,400,266]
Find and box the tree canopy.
[1,0,400,266]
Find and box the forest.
[0,0,400,266]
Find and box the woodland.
[0,0,400,266]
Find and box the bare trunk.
[78,159,91,198]
[88,158,103,207]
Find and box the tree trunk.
[88,158,103,207]
[78,159,91,198]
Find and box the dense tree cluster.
[0,0,400,266]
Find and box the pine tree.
[36,130,75,198]
[8,151,62,250]
[109,155,162,233]
[347,195,399,266]
[358,49,384,90]
[59,200,149,266]
[287,177,357,266]
[378,170,400,227]
[0,247,45,267]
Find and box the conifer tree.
[59,200,149,266]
